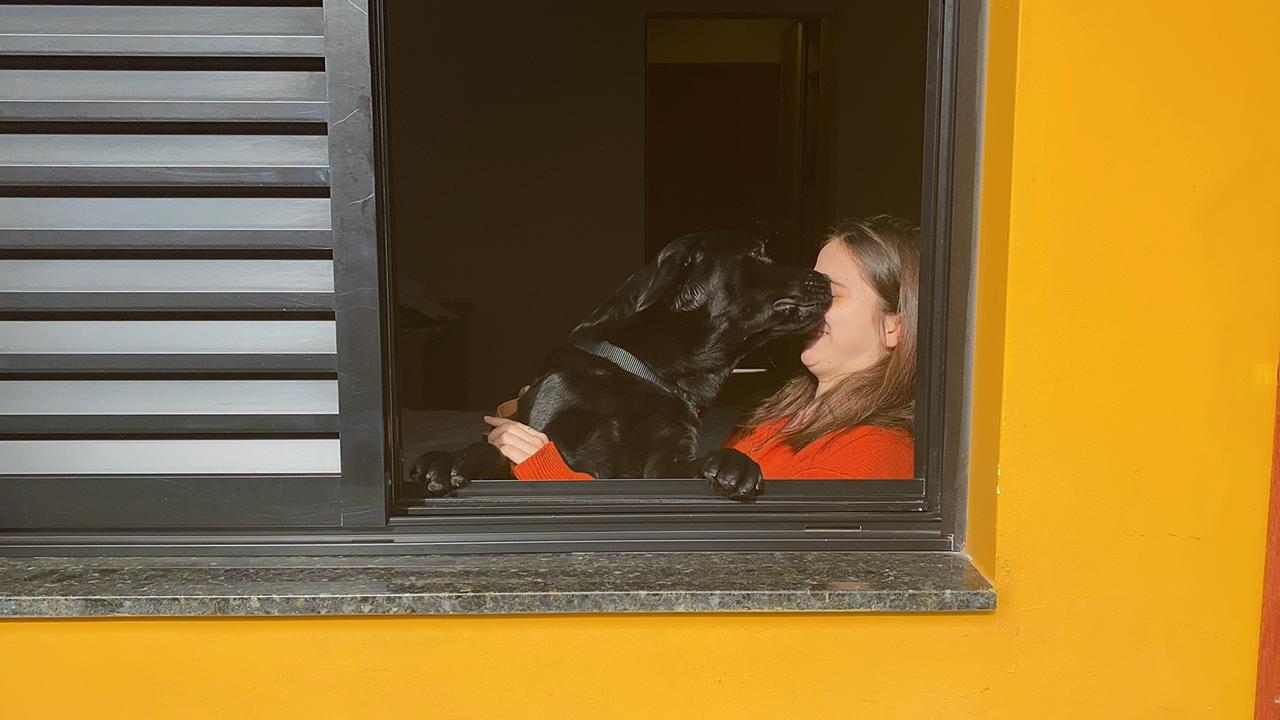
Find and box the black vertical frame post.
[916,0,958,518]
[938,0,987,548]
[324,0,389,526]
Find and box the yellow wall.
[3,1,1278,717]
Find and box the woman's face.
[800,241,901,383]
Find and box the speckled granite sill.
[0,551,994,617]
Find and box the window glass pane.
[385,3,929,500]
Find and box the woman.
[484,214,920,480]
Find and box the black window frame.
[376,0,981,553]
[0,0,984,556]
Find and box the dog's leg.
[696,448,764,501]
[407,441,514,498]
[644,448,764,501]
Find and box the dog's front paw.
[407,451,471,498]
[699,448,763,501]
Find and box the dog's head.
[573,230,832,355]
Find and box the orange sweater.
[513,418,914,480]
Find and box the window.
[0,0,982,555]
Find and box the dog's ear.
[573,239,703,336]
[634,242,700,313]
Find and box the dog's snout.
[773,272,833,313]
[803,273,833,301]
[805,271,830,287]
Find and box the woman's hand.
[483,415,550,465]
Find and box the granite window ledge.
[0,551,994,618]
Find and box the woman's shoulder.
[803,424,913,458]
[725,416,788,446]
[731,418,912,452]
[799,424,914,479]
[828,424,913,446]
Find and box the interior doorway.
[644,17,830,269]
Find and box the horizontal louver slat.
[0,354,337,375]
[0,260,334,293]
[0,292,335,313]
[0,439,341,474]
[0,230,332,251]
[0,381,339,415]
[0,6,325,57]
[0,321,337,354]
[0,135,329,187]
[0,71,328,122]
[0,415,341,436]
[0,198,331,230]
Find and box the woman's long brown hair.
[743,215,920,449]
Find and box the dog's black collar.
[572,337,682,398]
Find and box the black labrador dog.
[406,230,832,500]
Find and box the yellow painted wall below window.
[2,1,1279,717]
